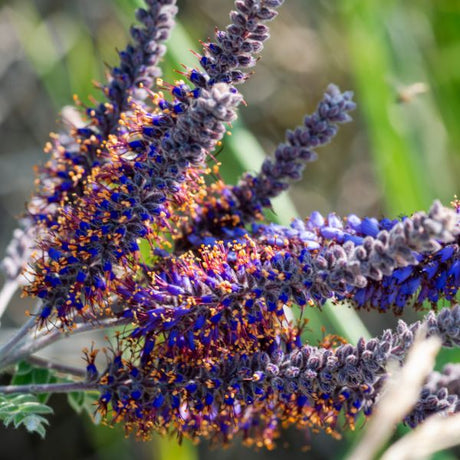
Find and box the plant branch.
[0,316,132,370]
[0,310,38,359]
[0,380,97,395]
[26,356,87,379]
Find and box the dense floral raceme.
[23,0,288,324]
[114,200,458,362]
[93,306,460,446]
[5,0,179,289]
[174,83,357,247]
[31,0,178,220]
[1,0,459,449]
[26,83,242,323]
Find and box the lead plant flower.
[1,0,179,290]
[0,0,459,450]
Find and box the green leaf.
[0,394,53,438]
[13,412,26,428]
[11,366,34,386]
[14,361,33,376]
[0,403,22,415]
[67,390,99,420]
[22,415,49,439]
[81,392,99,417]
[67,391,86,414]
[11,361,53,386]
[36,392,51,405]
[10,370,51,404]
[19,402,53,415]
[29,419,47,439]
[31,368,52,384]
[3,414,15,427]
[10,361,58,403]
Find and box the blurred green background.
[0,0,459,459]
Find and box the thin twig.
[0,312,38,359]
[26,355,87,379]
[0,316,132,370]
[0,380,97,395]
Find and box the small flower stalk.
[0,0,459,450]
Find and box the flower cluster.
[94,306,460,446]
[29,1,178,229]
[2,0,459,449]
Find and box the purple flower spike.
[95,306,460,444]
[177,85,356,247]
[196,0,285,87]
[92,0,179,133]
